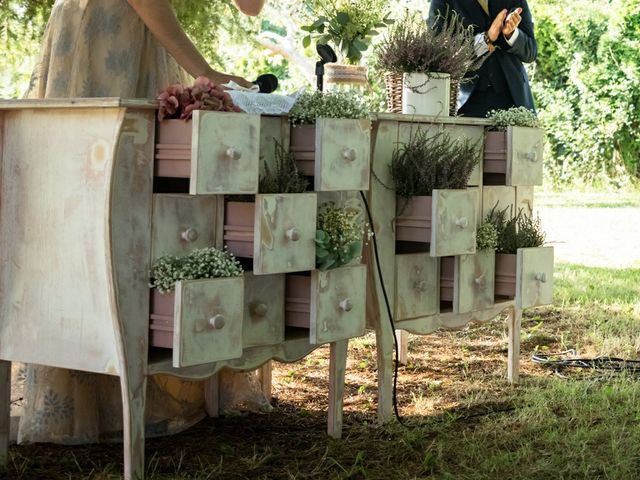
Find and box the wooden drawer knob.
[339,298,353,312]
[181,228,199,242]
[455,217,469,229]
[534,272,547,283]
[474,275,486,287]
[225,147,242,160]
[286,228,300,242]
[523,149,539,162]
[208,314,226,330]
[250,302,268,317]
[341,148,356,162]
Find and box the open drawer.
[440,250,496,314]
[155,111,260,194]
[394,253,439,321]
[495,247,554,308]
[224,193,317,275]
[484,126,544,186]
[243,272,285,348]
[149,277,244,367]
[284,265,367,345]
[151,194,222,259]
[290,118,371,191]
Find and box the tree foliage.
[530,0,640,188]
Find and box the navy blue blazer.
[428,0,537,112]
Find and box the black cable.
[359,190,406,426]
[532,351,640,376]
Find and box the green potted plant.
[223,141,317,275]
[485,205,552,304]
[149,247,244,349]
[391,127,480,256]
[289,90,371,191]
[484,107,544,186]
[375,11,480,116]
[301,0,393,86]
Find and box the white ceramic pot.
[402,72,451,117]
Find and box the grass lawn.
[5,263,640,479]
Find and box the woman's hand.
[207,71,254,89]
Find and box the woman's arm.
[126,0,253,86]
[233,0,265,16]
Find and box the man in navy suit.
[428,0,538,117]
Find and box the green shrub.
[485,206,545,254]
[389,128,480,199]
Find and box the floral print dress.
[17,0,206,444]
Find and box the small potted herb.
[391,128,480,256]
[223,141,317,274]
[484,107,544,186]
[301,0,393,87]
[485,206,550,301]
[375,11,479,115]
[149,247,243,349]
[288,90,371,191]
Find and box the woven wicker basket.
[384,73,460,115]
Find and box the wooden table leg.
[328,339,348,439]
[259,362,273,402]
[121,373,147,480]
[204,374,220,418]
[375,315,395,423]
[0,360,10,467]
[508,307,522,384]
[395,330,408,365]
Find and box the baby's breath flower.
[487,107,539,131]
[150,247,243,293]
[289,91,369,126]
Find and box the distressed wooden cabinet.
[366,113,554,424]
[0,100,359,480]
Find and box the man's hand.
[502,8,523,39]
[487,9,508,43]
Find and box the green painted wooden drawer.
[431,188,478,257]
[254,193,317,274]
[285,265,367,345]
[150,277,244,368]
[440,250,496,314]
[151,194,221,260]
[242,272,285,348]
[484,127,543,186]
[517,247,554,308]
[315,118,371,191]
[394,253,439,321]
[155,111,260,194]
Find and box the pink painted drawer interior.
[395,195,432,244]
[495,253,517,299]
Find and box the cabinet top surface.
[0,97,158,110]
[0,99,491,125]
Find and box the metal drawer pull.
[208,315,226,330]
[225,147,242,160]
[250,303,268,317]
[286,228,300,241]
[455,217,468,229]
[341,148,356,162]
[474,275,486,287]
[181,228,199,242]
[339,299,353,312]
[534,272,547,283]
